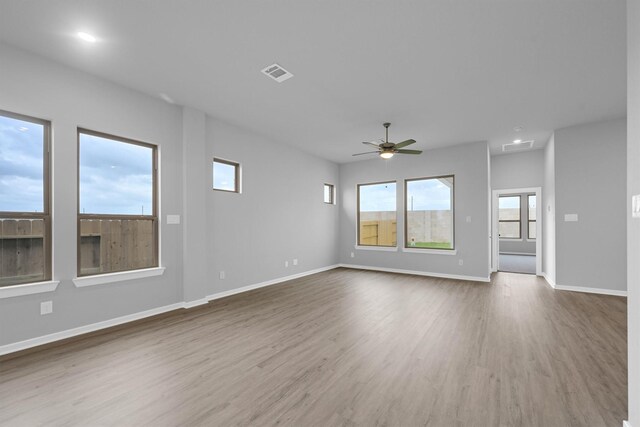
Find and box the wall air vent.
[502,140,534,152]
[261,63,293,83]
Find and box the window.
[498,195,521,239]
[357,181,397,247]
[213,158,240,193]
[528,194,537,240]
[324,183,334,204]
[405,176,454,250]
[78,129,158,277]
[0,110,51,287]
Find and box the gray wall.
[543,134,556,283]
[0,44,340,347]
[554,118,627,291]
[205,118,339,295]
[338,141,490,280]
[627,0,640,423]
[491,149,544,190]
[0,43,184,345]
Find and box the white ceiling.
[0,1,626,163]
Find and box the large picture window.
[357,182,397,247]
[405,176,454,250]
[0,110,51,286]
[498,195,521,239]
[78,129,158,276]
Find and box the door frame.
[491,187,542,275]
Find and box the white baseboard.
[0,302,185,356]
[623,421,631,427]
[339,263,490,282]
[206,264,339,302]
[0,264,341,356]
[542,272,627,297]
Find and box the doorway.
[491,187,541,275]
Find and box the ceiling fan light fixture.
[380,151,394,159]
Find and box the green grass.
[409,241,452,249]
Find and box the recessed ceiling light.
[513,139,522,144]
[77,32,97,43]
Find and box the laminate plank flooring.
[0,268,627,426]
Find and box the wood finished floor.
[0,268,627,426]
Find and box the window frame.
[212,157,240,193]
[0,109,52,287]
[527,194,536,240]
[498,195,522,239]
[76,128,159,278]
[357,180,397,248]
[324,183,335,205]
[404,175,455,251]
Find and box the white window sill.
[402,247,457,255]
[0,280,60,299]
[355,245,398,252]
[73,267,165,288]
[499,238,523,242]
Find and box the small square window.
[324,183,335,204]
[213,158,240,193]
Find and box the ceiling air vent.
[502,140,534,152]
[261,63,293,83]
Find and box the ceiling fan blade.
[394,139,416,149]
[396,149,422,155]
[362,141,380,147]
[352,151,379,156]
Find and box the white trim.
[0,264,340,356]
[355,245,398,252]
[0,280,60,299]
[183,298,208,308]
[499,251,536,256]
[339,263,490,282]
[401,247,457,255]
[0,302,184,356]
[542,272,627,297]
[492,187,542,275]
[73,267,165,287]
[542,272,557,289]
[499,237,523,242]
[206,264,340,301]
[623,421,632,427]
[553,285,627,297]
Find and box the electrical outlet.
[293,259,298,266]
[285,261,289,268]
[40,301,53,315]
[466,216,471,223]
[219,271,225,280]
[350,252,355,258]
[458,259,463,266]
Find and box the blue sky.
[406,178,452,211]
[213,161,236,191]
[360,178,453,212]
[1,115,154,215]
[79,133,153,215]
[0,115,44,212]
[499,195,520,209]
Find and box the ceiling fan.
[353,122,422,159]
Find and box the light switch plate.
[633,195,640,218]
[564,214,578,222]
[167,215,181,224]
